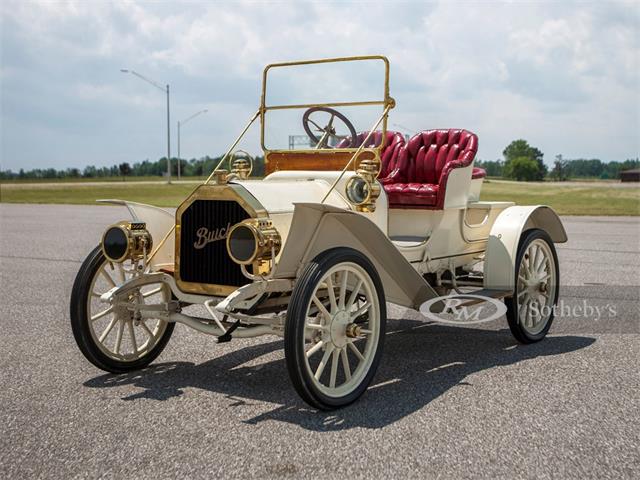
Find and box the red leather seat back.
[383,129,479,209]
[336,131,406,178]
[404,129,478,185]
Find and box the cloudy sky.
[1,0,638,171]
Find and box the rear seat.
[338,129,484,209]
[382,129,480,209]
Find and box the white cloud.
[0,0,638,171]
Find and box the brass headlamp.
[226,218,281,265]
[229,150,254,180]
[101,221,152,263]
[345,158,381,213]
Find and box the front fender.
[483,205,567,291]
[273,203,438,308]
[96,199,175,270]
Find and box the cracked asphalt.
[1,204,638,479]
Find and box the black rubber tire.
[505,229,560,344]
[70,245,175,373]
[284,247,386,410]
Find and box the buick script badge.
[193,223,231,249]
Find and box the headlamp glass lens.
[103,227,128,261]
[229,225,257,263]
[346,177,370,205]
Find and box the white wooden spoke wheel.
[70,246,175,373]
[516,238,556,334]
[303,263,380,396]
[285,248,386,410]
[87,260,170,362]
[506,229,560,343]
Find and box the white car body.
[73,56,566,409]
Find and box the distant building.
[620,169,640,182]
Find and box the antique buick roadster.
[71,56,567,409]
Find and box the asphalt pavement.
[1,204,638,479]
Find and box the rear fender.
[273,203,438,308]
[96,199,175,270]
[483,205,567,291]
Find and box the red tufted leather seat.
[382,129,479,209]
[337,131,406,179]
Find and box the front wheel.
[285,248,386,410]
[506,229,560,343]
[70,245,175,373]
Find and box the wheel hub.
[525,277,547,296]
[345,323,362,338]
[329,310,350,348]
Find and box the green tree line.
[1,142,638,182]
[476,139,638,181]
[0,155,266,180]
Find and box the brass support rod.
[145,224,175,266]
[204,109,260,185]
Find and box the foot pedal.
[217,320,241,343]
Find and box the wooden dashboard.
[264,150,376,175]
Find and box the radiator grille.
[178,199,251,288]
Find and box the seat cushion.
[384,183,439,207]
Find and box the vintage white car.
[71,56,567,409]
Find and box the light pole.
[120,69,172,183]
[177,109,208,180]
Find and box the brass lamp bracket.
[213,169,229,184]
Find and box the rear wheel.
[70,245,175,373]
[506,229,559,343]
[285,248,386,410]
